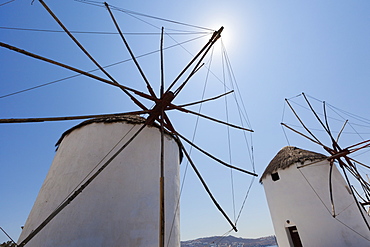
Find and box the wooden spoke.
[171,104,253,132]
[161,112,177,134]
[173,28,223,97]
[284,97,323,145]
[328,161,336,217]
[104,2,157,99]
[347,139,370,153]
[337,159,370,231]
[302,93,341,152]
[347,157,370,170]
[336,120,348,143]
[342,156,370,195]
[166,27,223,93]
[2,7,256,242]
[176,136,238,232]
[160,27,165,97]
[0,111,150,124]
[39,0,151,111]
[159,110,165,247]
[39,0,116,84]
[281,122,329,149]
[0,227,16,245]
[285,93,370,233]
[353,187,370,206]
[159,29,166,247]
[171,90,234,109]
[0,42,154,104]
[175,131,257,176]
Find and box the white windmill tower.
[261,146,370,247]
[261,93,370,247]
[17,116,182,247]
[0,1,257,246]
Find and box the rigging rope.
[74,0,214,31]
[0,0,15,7]
[281,101,291,146]
[0,35,209,99]
[305,94,370,129]
[205,228,233,247]
[219,39,256,224]
[51,124,137,213]
[220,41,255,168]
[2,1,257,240]
[235,176,255,225]
[299,164,370,241]
[168,46,215,246]
[221,45,236,222]
[282,94,370,199]
[221,41,253,130]
[0,26,210,35]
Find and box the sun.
[206,20,236,54]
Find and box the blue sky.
[1,0,370,244]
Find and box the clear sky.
[1,0,370,244]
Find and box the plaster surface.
[18,121,181,247]
[262,158,370,247]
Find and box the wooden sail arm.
[104,2,157,99]
[302,93,339,146]
[347,140,370,153]
[281,122,332,151]
[0,111,150,124]
[173,28,223,97]
[165,27,223,93]
[0,42,154,104]
[37,0,150,111]
[337,159,370,231]
[284,97,323,145]
[39,0,115,84]
[175,131,257,176]
[348,157,370,170]
[302,94,348,158]
[168,90,234,109]
[326,149,350,161]
[145,91,175,125]
[0,227,17,246]
[158,28,166,247]
[336,119,348,142]
[150,114,240,232]
[160,27,165,97]
[352,185,370,206]
[328,161,336,217]
[176,136,238,232]
[170,104,253,132]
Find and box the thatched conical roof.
[260,146,327,182]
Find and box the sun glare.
[207,20,237,54]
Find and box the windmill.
[262,92,370,246]
[282,93,370,222]
[0,1,257,246]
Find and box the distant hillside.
[181,235,277,247]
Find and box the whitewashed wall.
[18,120,181,247]
[262,158,370,247]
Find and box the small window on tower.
[271,172,280,181]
